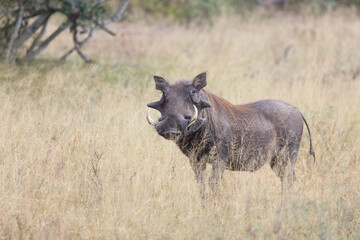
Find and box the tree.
[0,0,129,63]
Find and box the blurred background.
[2,0,360,62]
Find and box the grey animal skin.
[147,72,315,199]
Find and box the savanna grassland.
[0,10,360,239]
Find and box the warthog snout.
[147,104,198,137]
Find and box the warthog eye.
[184,115,192,120]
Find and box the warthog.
[146,72,315,197]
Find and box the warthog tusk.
[188,105,198,128]
[146,109,156,126]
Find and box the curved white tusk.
[188,105,198,128]
[146,109,156,126]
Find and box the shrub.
[0,0,129,62]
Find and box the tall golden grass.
[0,10,359,239]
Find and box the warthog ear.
[190,72,211,109]
[147,101,161,109]
[153,76,169,92]
[192,72,207,90]
[147,94,165,110]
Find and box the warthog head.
[147,72,212,139]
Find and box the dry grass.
[1,10,360,239]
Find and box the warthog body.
[147,72,315,197]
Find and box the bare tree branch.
[11,12,52,54]
[5,0,24,60]
[73,27,93,63]
[27,21,68,59]
[74,44,93,63]
[85,16,115,36]
[26,18,49,57]
[104,0,129,25]
[60,27,94,61]
[22,9,53,20]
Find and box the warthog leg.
[209,160,226,196]
[270,141,300,194]
[190,158,207,202]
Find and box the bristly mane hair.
[203,90,253,118]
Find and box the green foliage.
[0,0,16,54]
[131,0,221,23]
[129,0,360,23]
[59,0,107,34]
[222,0,259,14]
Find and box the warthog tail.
[301,115,315,162]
